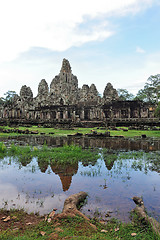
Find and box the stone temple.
[0,59,156,127]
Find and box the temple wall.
[0,101,155,123]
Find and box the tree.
[135,74,160,103]
[146,74,160,103]
[117,89,134,101]
[0,91,17,106]
[135,88,152,102]
[0,97,4,105]
[155,102,160,117]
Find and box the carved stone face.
[103,82,119,101]
[20,85,33,101]
[38,79,49,96]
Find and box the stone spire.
[20,85,33,101]
[103,82,119,102]
[50,58,78,104]
[38,79,49,97]
[60,58,72,73]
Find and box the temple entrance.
[60,111,63,119]
[84,110,89,120]
[60,98,64,105]
[51,111,56,119]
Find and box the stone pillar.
[64,110,68,119]
[100,109,104,120]
[47,112,51,120]
[17,110,20,118]
[81,109,84,120]
[110,106,113,119]
[9,111,12,118]
[26,112,28,119]
[119,109,122,119]
[15,110,17,118]
[57,112,60,120]
[12,110,14,118]
[40,112,43,120]
[73,110,76,120]
[128,107,131,119]
[35,112,37,120]
[56,111,58,120]
[90,109,92,120]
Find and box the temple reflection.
[50,163,78,191]
[19,156,32,166]
[9,135,160,151]
[37,159,48,173]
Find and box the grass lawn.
[0,209,159,240]
[0,125,160,138]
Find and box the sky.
[0,0,160,97]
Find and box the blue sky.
[0,0,160,97]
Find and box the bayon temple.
[0,59,156,127]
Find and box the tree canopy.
[0,91,17,106]
[135,74,160,103]
[117,89,134,101]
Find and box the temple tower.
[50,59,78,105]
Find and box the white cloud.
[76,50,160,96]
[0,0,155,63]
[136,46,146,53]
[112,51,160,94]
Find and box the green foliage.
[0,213,158,240]
[117,88,134,101]
[1,125,160,138]
[135,88,148,101]
[135,74,160,103]
[155,102,160,117]
[0,142,6,153]
[50,144,99,164]
[0,90,17,106]
[9,143,19,154]
[0,142,99,165]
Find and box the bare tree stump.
[132,196,160,236]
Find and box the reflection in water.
[0,150,160,222]
[50,163,78,191]
[103,153,117,170]
[3,135,160,151]
[37,158,48,173]
[19,156,32,167]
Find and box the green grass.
[1,125,160,138]
[0,213,159,240]
[0,142,99,165]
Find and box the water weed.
[0,142,99,165]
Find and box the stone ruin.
[0,58,156,127]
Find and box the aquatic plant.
[0,142,99,166]
[0,142,6,155]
